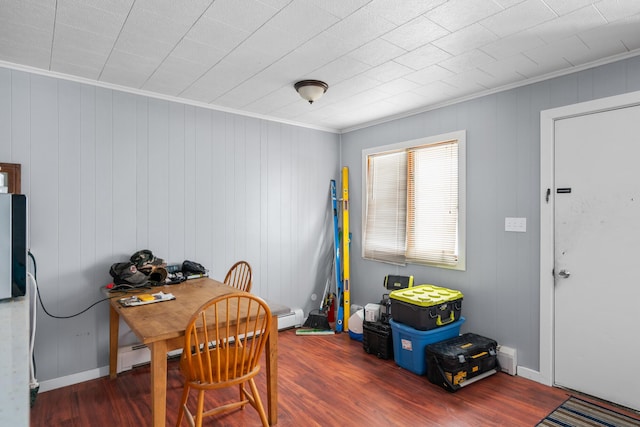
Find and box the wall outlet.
[505,217,526,232]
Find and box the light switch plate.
[505,217,526,232]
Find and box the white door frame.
[535,89,640,387]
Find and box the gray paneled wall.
[341,55,640,372]
[0,67,339,383]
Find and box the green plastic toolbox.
[389,284,463,330]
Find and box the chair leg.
[176,384,190,427]
[195,390,206,427]
[238,383,245,407]
[248,378,269,427]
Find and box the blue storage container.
[389,317,465,375]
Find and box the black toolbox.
[425,333,499,392]
[362,321,393,359]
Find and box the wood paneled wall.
[0,67,339,384]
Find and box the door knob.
[558,270,571,278]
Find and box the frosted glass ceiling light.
[294,80,328,104]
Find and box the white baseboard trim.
[38,366,109,393]
[516,366,552,386]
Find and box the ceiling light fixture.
[294,80,328,104]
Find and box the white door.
[554,105,640,411]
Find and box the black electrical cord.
[28,251,148,319]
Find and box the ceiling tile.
[404,65,455,85]
[578,17,640,52]
[266,1,340,42]
[479,0,557,38]
[63,0,134,16]
[51,45,108,72]
[479,54,537,80]
[214,72,290,108]
[347,38,407,67]
[0,19,53,52]
[365,0,447,25]
[361,61,414,83]
[134,0,213,28]
[0,0,55,30]
[142,56,210,95]
[100,65,151,89]
[0,39,51,69]
[412,80,458,101]
[432,23,498,56]
[535,35,612,67]
[593,0,640,22]
[180,59,256,102]
[56,1,127,39]
[522,43,574,76]
[528,5,606,43]
[542,0,598,16]
[426,0,504,32]
[50,59,103,80]
[492,0,527,8]
[381,16,449,51]
[395,44,452,70]
[376,77,421,94]
[53,23,115,55]
[310,0,371,19]
[328,74,386,101]
[261,51,327,83]
[441,69,493,93]
[244,86,299,115]
[438,49,496,74]
[324,7,397,50]
[121,6,191,47]
[310,56,371,86]
[113,32,174,61]
[202,0,278,33]
[103,49,160,81]
[240,23,303,60]
[479,29,546,60]
[384,90,430,108]
[185,16,249,51]
[170,38,227,68]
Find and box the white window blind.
[363,151,407,264]
[362,131,465,270]
[406,140,458,265]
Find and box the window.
[362,131,466,270]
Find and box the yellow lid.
[389,284,463,307]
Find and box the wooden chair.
[223,261,252,292]
[176,293,272,427]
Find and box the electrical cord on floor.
[27,251,148,319]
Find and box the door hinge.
[545,188,550,203]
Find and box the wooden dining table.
[108,278,279,426]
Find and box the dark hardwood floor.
[30,328,638,426]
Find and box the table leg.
[266,316,278,425]
[109,304,119,379]
[150,340,168,427]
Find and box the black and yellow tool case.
[362,321,393,360]
[389,284,463,330]
[425,333,500,392]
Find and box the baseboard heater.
[116,307,304,373]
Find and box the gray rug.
[537,396,640,427]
